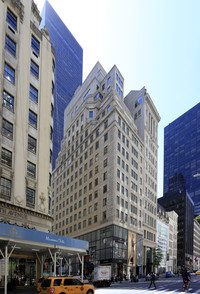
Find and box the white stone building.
[52,62,160,276]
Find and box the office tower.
[52,62,160,277]
[40,0,83,168]
[164,103,200,216]
[124,87,160,274]
[0,0,54,232]
[158,187,194,269]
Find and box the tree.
[152,247,163,271]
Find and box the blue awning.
[0,222,88,251]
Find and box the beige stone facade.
[0,0,54,232]
[167,211,178,273]
[156,207,178,273]
[193,219,200,270]
[52,62,160,276]
[124,88,160,273]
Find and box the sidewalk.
[0,286,37,294]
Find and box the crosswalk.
[96,290,200,294]
[95,285,200,294]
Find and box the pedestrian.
[11,276,17,294]
[148,272,156,289]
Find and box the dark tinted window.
[53,279,62,286]
[73,279,82,285]
[42,279,51,287]
[64,279,74,286]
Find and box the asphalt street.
[0,275,200,294]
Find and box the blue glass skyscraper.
[40,0,83,168]
[164,102,200,216]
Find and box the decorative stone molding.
[38,192,46,213]
[30,21,42,40]
[41,25,50,41]
[31,0,42,24]
[0,200,53,221]
[15,195,24,206]
[11,0,24,22]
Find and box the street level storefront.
[0,223,88,294]
[77,225,143,279]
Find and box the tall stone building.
[52,62,160,276]
[124,87,160,273]
[0,0,54,232]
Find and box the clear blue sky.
[37,0,200,197]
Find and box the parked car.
[195,270,200,275]
[40,276,95,294]
[166,271,175,278]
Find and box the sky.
[36,0,200,198]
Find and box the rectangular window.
[28,135,36,153]
[50,150,52,163]
[30,60,39,78]
[0,177,11,197]
[5,35,16,56]
[2,119,13,139]
[51,104,54,117]
[31,35,40,55]
[4,63,15,84]
[7,8,17,30]
[1,148,12,167]
[29,84,38,103]
[3,90,14,111]
[29,110,37,128]
[104,133,108,142]
[89,111,93,118]
[27,161,36,178]
[50,126,53,140]
[26,187,35,205]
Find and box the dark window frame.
[29,84,38,103]
[30,59,39,78]
[1,147,12,167]
[3,90,14,111]
[2,119,13,140]
[31,35,40,55]
[27,161,36,178]
[26,187,35,205]
[28,135,37,153]
[4,63,15,84]
[5,35,16,56]
[7,8,17,30]
[0,177,11,197]
[29,109,37,128]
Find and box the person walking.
[148,272,156,289]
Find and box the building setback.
[52,62,160,277]
[40,0,83,169]
[164,102,200,216]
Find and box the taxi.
[37,276,48,293]
[40,276,95,294]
